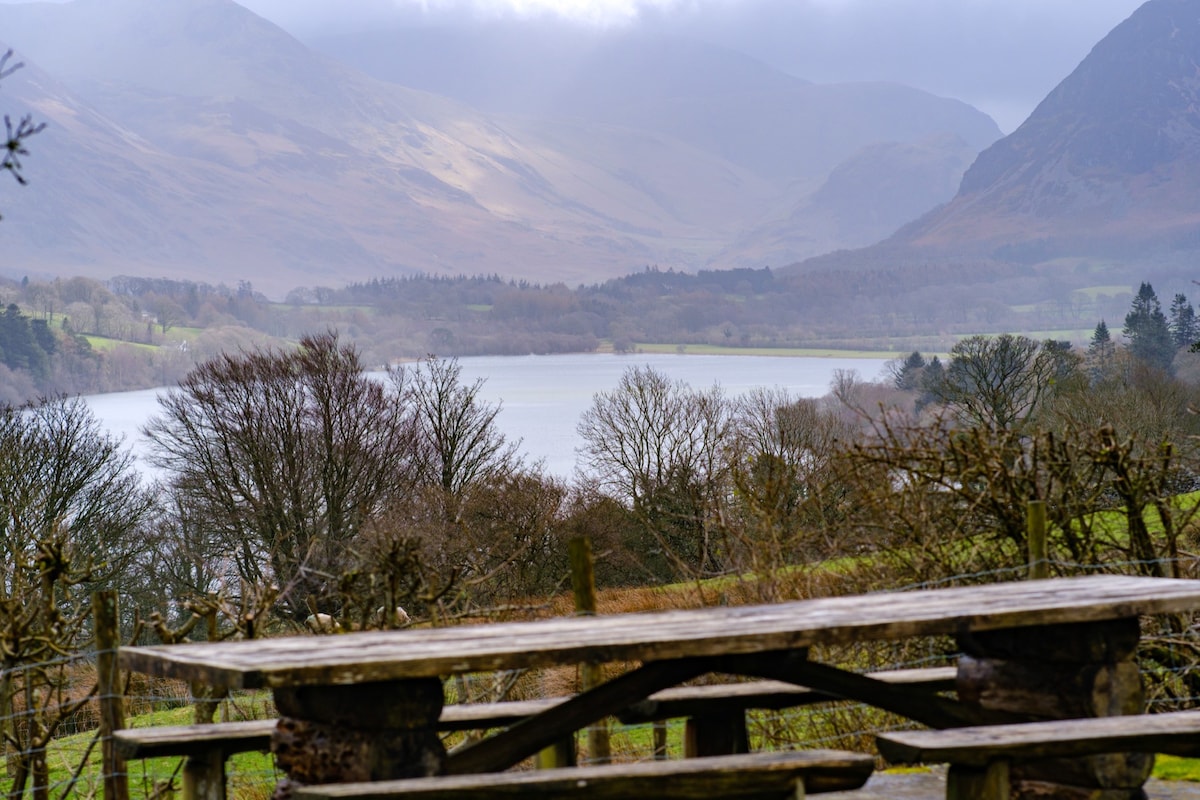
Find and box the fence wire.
[4,558,1200,797]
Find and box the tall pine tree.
[1169,292,1199,350]
[1123,283,1174,373]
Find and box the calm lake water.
[84,352,889,480]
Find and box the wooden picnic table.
[119,574,1200,799]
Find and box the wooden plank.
[439,699,561,731]
[876,710,1200,767]
[619,667,957,723]
[291,749,875,799]
[117,576,1200,689]
[113,720,276,760]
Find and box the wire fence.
[3,555,1200,798]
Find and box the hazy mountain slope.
[712,134,981,268]
[312,26,1002,184]
[0,0,1002,292]
[884,0,1200,263]
[0,0,788,290]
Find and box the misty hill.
[0,0,1000,292]
[313,25,1001,184]
[852,0,1200,280]
[711,134,982,269]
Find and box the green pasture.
[83,336,157,353]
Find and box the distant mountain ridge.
[0,0,1001,293]
[866,0,1200,272]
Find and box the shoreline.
[625,343,901,359]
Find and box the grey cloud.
[0,0,1147,131]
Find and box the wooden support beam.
[445,657,717,775]
[717,651,1025,730]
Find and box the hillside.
[0,0,999,293]
[829,0,1200,285]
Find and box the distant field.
[631,343,898,359]
[83,336,156,353]
[1072,284,1135,300]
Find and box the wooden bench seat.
[876,710,1200,800]
[116,719,278,800]
[291,749,876,800]
[114,666,952,799]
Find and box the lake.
[84,352,889,479]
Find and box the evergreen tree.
[890,351,926,391]
[1086,319,1115,381]
[1169,292,1199,350]
[1123,283,1174,372]
[916,356,945,412]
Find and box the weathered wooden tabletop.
[119,575,1200,690]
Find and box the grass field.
[82,335,157,353]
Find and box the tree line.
[1,267,1178,404]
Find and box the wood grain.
[876,709,1200,766]
[290,749,875,799]
[119,576,1200,689]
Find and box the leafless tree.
[397,356,522,519]
[721,389,859,591]
[0,396,151,798]
[144,331,421,618]
[577,365,730,579]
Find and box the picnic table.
[118,574,1200,799]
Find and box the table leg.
[269,677,446,800]
[956,618,1152,800]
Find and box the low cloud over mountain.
[0,0,999,292]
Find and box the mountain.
[312,26,1001,184]
[711,134,982,268]
[0,0,1001,293]
[871,0,1200,274]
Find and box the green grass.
[1152,754,1200,781]
[83,336,157,353]
[0,700,280,799]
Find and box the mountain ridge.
[0,0,1001,293]
[862,0,1200,272]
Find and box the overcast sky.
[3,0,1149,132]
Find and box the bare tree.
[722,389,858,590]
[0,396,151,798]
[0,395,152,592]
[397,356,522,519]
[144,331,421,618]
[577,365,730,579]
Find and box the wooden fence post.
[570,536,610,765]
[94,590,129,800]
[1027,500,1048,580]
